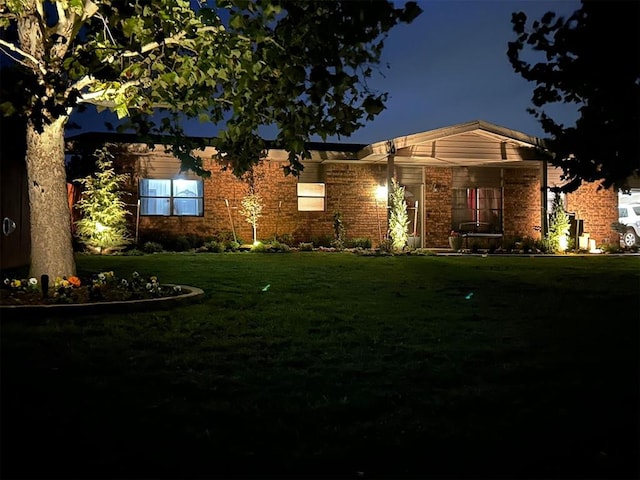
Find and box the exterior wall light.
[375,185,388,202]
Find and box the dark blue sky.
[70,0,582,144]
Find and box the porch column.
[386,139,395,221]
[541,158,548,237]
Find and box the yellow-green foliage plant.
[75,147,131,254]
[388,178,409,252]
[547,193,571,252]
[240,191,263,245]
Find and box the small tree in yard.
[240,190,263,245]
[546,193,571,253]
[388,178,409,252]
[74,147,131,254]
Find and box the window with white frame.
[297,183,325,211]
[139,179,204,216]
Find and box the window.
[452,188,502,232]
[139,179,203,216]
[297,183,325,211]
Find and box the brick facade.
[566,182,619,246]
[110,144,618,249]
[503,168,543,240]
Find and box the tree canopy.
[507,0,640,192]
[1,0,422,177]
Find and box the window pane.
[297,183,325,197]
[140,179,170,197]
[140,198,170,215]
[173,179,202,197]
[173,198,203,216]
[298,197,325,211]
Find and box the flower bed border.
[0,284,204,318]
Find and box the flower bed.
[1,271,185,307]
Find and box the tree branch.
[0,39,47,75]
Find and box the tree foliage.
[388,177,408,252]
[239,191,263,245]
[507,0,640,192]
[1,0,422,176]
[74,145,131,253]
[546,193,570,253]
[0,0,420,279]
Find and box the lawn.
[1,252,639,479]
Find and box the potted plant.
[449,230,463,251]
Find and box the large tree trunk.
[25,118,76,280]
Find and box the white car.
[618,203,640,247]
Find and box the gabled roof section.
[356,120,551,167]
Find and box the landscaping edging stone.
[0,284,205,318]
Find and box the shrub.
[275,233,295,246]
[546,194,571,252]
[347,237,372,249]
[298,242,314,251]
[173,235,192,252]
[388,178,409,252]
[310,235,333,248]
[203,240,226,253]
[332,211,346,250]
[378,237,394,253]
[250,242,268,253]
[142,241,164,253]
[225,240,240,251]
[74,146,131,254]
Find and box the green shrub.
[204,240,226,253]
[74,146,131,254]
[225,240,240,251]
[173,235,192,252]
[546,194,571,252]
[142,241,164,253]
[388,178,409,252]
[502,236,518,251]
[310,235,333,248]
[250,242,268,253]
[378,237,393,253]
[275,233,295,246]
[347,237,372,249]
[298,242,314,251]
[120,248,144,256]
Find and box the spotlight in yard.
[95,222,107,233]
[558,234,568,252]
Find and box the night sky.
[69,0,583,144]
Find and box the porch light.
[375,185,388,202]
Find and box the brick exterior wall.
[566,182,619,246]
[503,168,543,240]
[123,146,617,249]
[423,167,453,248]
[136,155,387,246]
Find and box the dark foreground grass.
[1,253,639,479]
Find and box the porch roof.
[347,120,552,168]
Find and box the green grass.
[2,252,639,479]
